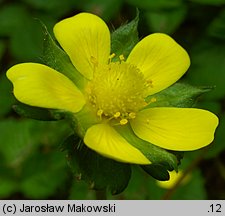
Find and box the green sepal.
[13,102,65,121]
[62,135,131,195]
[41,23,86,89]
[141,164,170,181]
[111,10,139,61]
[141,152,182,181]
[145,82,213,109]
[71,105,101,138]
[115,124,179,172]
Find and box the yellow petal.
[130,108,218,151]
[84,123,150,164]
[54,13,110,80]
[7,63,85,113]
[127,33,190,95]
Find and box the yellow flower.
[7,13,218,165]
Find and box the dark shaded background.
[0,0,225,199]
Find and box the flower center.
[86,56,151,125]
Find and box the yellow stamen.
[120,119,128,125]
[119,54,125,62]
[97,109,103,117]
[109,53,116,59]
[129,112,136,119]
[87,61,149,125]
[109,53,116,64]
[114,112,121,118]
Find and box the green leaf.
[207,9,225,40]
[111,11,139,60]
[145,7,187,34]
[0,74,16,117]
[63,135,131,195]
[189,0,225,5]
[41,23,86,89]
[145,82,211,109]
[10,16,43,61]
[172,169,206,199]
[0,5,56,61]
[0,119,71,166]
[186,41,225,100]
[35,120,72,147]
[113,167,150,199]
[0,177,18,198]
[69,181,95,199]
[20,151,68,199]
[13,102,65,121]
[76,0,123,21]
[21,0,73,17]
[0,4,28,36]
[170,157,207,199]
[115,124,179,172]
[0,119,39,166]
[205,113,225,158]
[141,156,207,199]
[125,0,183,9]
[196,100,221,114]
[0,40,6,60]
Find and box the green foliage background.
[0,0,225,199]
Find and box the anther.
[119,54,125,62]
[109,53,116,59]
[129,112,136,119]
[114,112,121,118]
[120,119,128,125]
[97,109,103,117]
